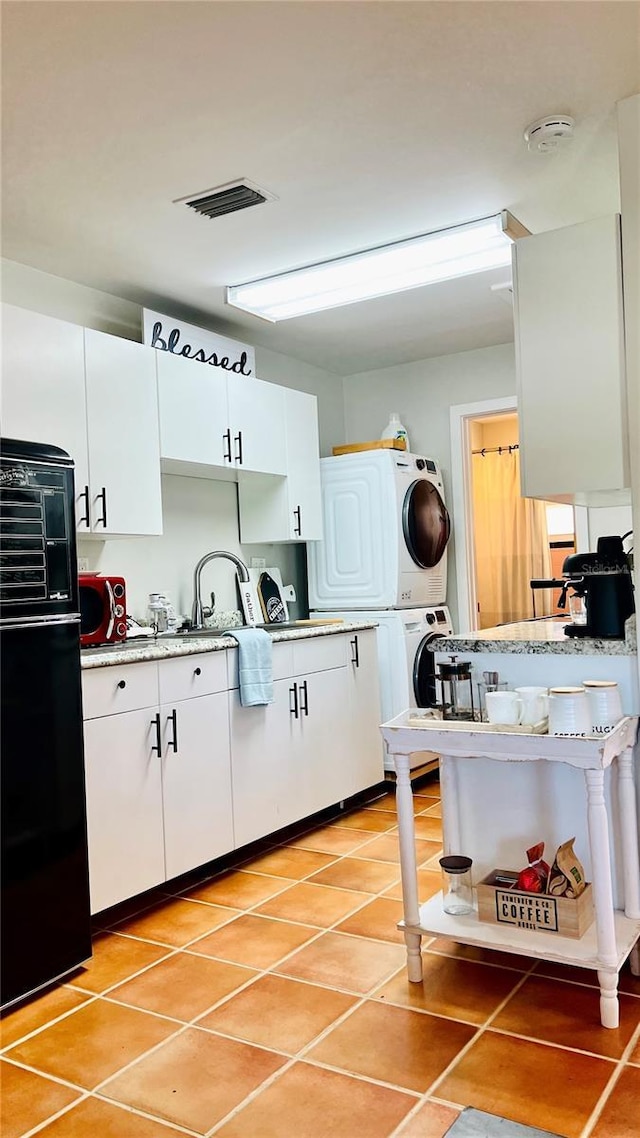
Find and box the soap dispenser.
[381,413,409,450]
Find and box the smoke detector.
[524,115,575,154]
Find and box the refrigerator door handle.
[0,615,81,631]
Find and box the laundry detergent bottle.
[381,413,409,450]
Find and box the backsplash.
[78,473,306,624]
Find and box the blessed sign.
[143,310,255,377]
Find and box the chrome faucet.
[191,550,251,630]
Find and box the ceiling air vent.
[178,180,276,220]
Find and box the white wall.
[1,258,345,618]
[343,342,518,626]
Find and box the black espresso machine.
[531,534,635,639]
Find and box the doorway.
[450,398,575,632]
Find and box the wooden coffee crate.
[476,869,594,939]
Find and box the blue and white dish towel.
[229,628,274,707]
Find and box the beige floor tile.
[110,897,240,947]
[376,954,524,1025]
[286,825,374,855]
[275,930,405,994]
[395,1099,460,1137]
[185,870,291,909]
[335,897,405,943]
[590,1065,640,1137]
[215,1060,416,1138]
[101,1027,285,1134]
[237,845,338,878]
[108,952,255,1021]
[383,868,441,902]
[492,974,640,1059]
[412,815,443,842]
[188,913,317,968]
[5,999,177,1090]
[363,793,398,813]
[200,973,356,1052]
[0,1060,81,1138]
[34,1095,186,1137]
[308,857,400,894]
[0,985,90,1049]
[418,801,442,818]
[437,1030,615,1138]
[308,1000,475,1092]
[352,832,439,865]
[425,937,532,972]
[67,932,171,994]
[256,881,371,927]
[333,808,398,832]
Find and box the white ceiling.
[2,1,638,375]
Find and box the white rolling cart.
[380,712,640,1029]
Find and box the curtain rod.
[472,443,519,456]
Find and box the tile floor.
[2,776,639,1138]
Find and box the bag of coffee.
[515,842,550,893]
[547,837,587,898]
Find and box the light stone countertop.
[80,620,379,669]
[432,614,637,656]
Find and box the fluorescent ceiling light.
[226,210,528,322]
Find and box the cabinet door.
[284,388,323,539]
[237,388,322,542]
[514,215,628,501]
[83,708,165,913]
[230,678,302,848]
[296,665,352,817]
[84,330,163,535]
[228,375,287,475]
[160,693,234,880]
[157,351,229,468]
[345,629,384,797]
[1,305,90,530]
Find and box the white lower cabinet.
[82,652,233,914]
[160,692,233,880]
[346,628,384,796]
[82,630,383,912]
[83,707,165,914]
[231,635,356,848]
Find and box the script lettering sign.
[143,310,255,377]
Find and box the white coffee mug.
[548,687,591,736]
[583,680,623,735]
[485,690,522,726]
[514,686,549,726]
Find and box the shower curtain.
[472,448,552,629]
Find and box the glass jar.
[439,855,474,915]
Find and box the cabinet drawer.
[159,651,229,703]
[82,662,159,720]
[292,634,346,676]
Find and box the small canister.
[439,855,474,915]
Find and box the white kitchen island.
[380,713,640,1029]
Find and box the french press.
[436,656,475,721]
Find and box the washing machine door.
[402,479,451,569]
[413,632,445,707]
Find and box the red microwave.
[79,573,127,646]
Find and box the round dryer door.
[402,479,451,569]
[413,632,445,707]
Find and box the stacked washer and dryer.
[307,448,453,772]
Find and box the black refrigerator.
[1,437,92,1009]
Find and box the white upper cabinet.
[156,350,286,476]
[513,215,629,502]
[237,387,323,542]
[1,306,163,536]
[156,350,229,467]
[1,305,90,529]
[84,330,163,535]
